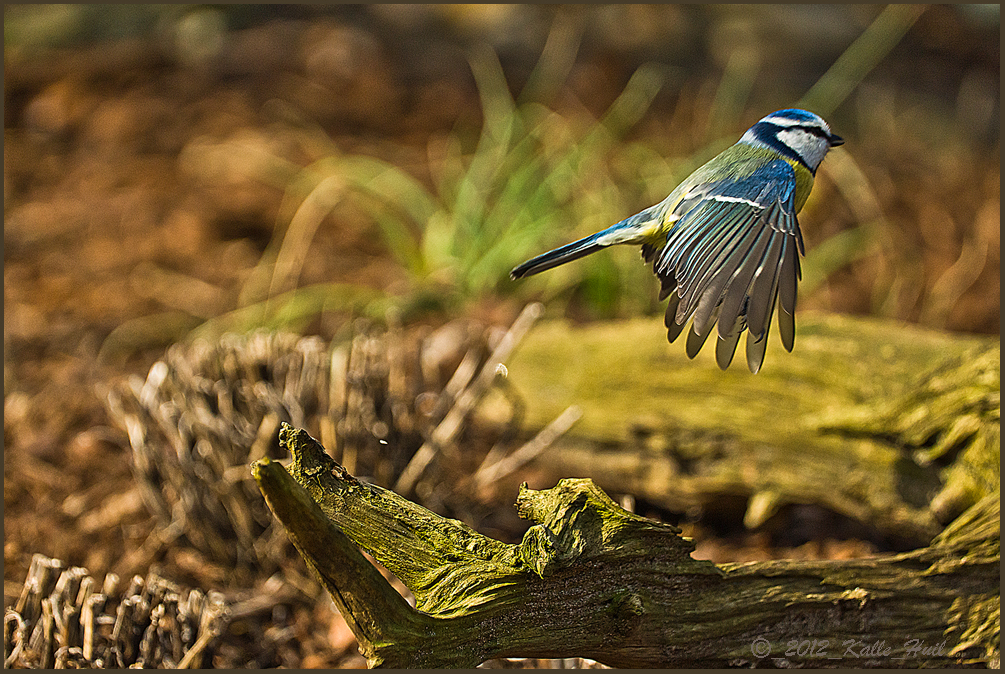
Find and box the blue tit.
[511,108,844,373]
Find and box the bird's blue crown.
[740,108,840,174]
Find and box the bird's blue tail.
[510,210,656,280]
[509,231,609,280]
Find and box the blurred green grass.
[197,5,943,338]
[193,22,671,332]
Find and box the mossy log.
[482,312,999,547]
[254,425,999,669]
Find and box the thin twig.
[473,405,582,489]
[394,303,543,495]
[177,592,228,669]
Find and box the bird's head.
[740,108,844,173]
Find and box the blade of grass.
[799,4,927,115]
[707,46,760,140]
[448,46,518,257]
[269,174,347,299]
[517,10,582,106]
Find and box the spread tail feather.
[511,207,659,280]
[510,232,607,280]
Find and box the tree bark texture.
[254,424,999,668]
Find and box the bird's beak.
[829,133,844,147]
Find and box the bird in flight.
[511,108,844,373]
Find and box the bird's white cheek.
[777,129,828,169]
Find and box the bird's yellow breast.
[783,157,816,212]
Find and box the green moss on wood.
[255,424,999,668]
[491,312,998,546]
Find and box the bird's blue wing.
[652,159,802,373]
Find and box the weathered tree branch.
[254,425,999,668]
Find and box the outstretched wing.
[651,159,803,373]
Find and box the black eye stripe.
[762,120,830,140]
[802,126,829,138]
[781,124,829,139]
